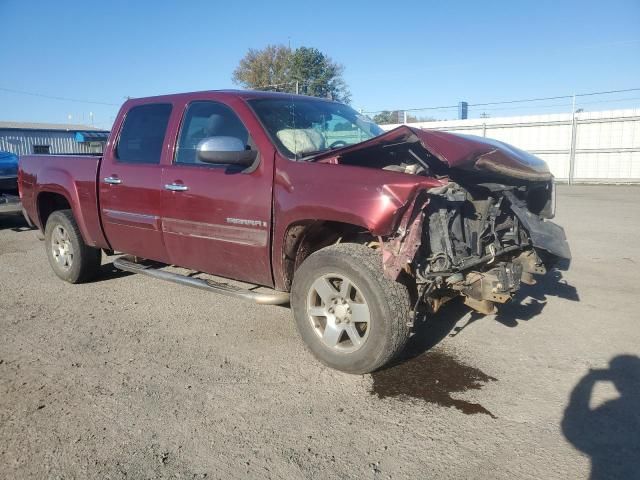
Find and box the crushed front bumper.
[504,190,571,262]
[381,182,571,315]
[448,250,547,314]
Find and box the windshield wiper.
[297,144,354,162]
[296,149,330,161]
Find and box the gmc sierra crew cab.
[19,90,570,374]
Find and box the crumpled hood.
[315,126,553,182]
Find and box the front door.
[99,102,172,262]
[160,100,273,286]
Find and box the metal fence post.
[568,94,577,184]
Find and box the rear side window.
[116,103,172,164]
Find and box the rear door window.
[116,103,172,164]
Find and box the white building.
[0,121,109,156]
[381,108,640,183]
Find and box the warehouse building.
[0,121,109,156]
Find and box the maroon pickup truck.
[19,90,570,373]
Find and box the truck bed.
[19,154,109,249]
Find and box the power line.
[470,88,640,108]
[363,87,640,114]
[0,87,120,106]
[471,96,640,113]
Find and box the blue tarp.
[75,131,109,142]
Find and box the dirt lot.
[1,185,639,479]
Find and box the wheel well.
[37,192,71,229]
[282,220,376,290]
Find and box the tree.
[232,44,292,91]
[373,111,401,125]
[289,47,350,103]
[372,111,437,125]
[232,45,350,103]
[406,114,436,123]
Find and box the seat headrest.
[276,129,325,155]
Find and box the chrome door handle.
[164,183,188,192]
[104,176,122,185]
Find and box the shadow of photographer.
[561,355,640,480]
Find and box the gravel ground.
[1,185,639,479]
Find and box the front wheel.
[291,243,412,374]
[44,209,101,283]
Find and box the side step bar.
[113,256,290,305]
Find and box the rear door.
[159,99,273,286]
[99,103,172,261]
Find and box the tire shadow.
[91,261,135,283]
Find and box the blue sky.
[1,0,639,128]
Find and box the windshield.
[247,97,384,159]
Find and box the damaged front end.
[312,125,571,316]
[382,180,570,315]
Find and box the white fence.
[381,108,640,183]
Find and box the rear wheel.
[291,243,411,374]
[45,209,101,283]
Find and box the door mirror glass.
[196,137,257,166]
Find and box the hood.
[314,126,552,182]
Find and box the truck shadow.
[561,355,640,479]
[451,268,579,333]
[0,213,34,232]
[93,261,135,282]
[382,267,580,365]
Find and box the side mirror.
[196,137,257,166]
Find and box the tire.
[44,209,101,283]
[291,243,411,374]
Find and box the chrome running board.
[113,256,290,305]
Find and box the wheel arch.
[37,190,73,230]
[277,219,377,292]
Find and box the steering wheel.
[329,140,348,149]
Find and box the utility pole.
[295,81,299,95]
